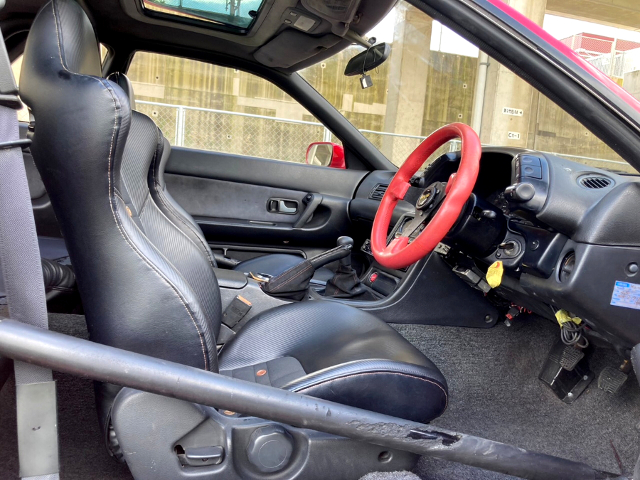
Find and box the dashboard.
[430,147,640,350]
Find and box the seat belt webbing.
[0,26,60,480]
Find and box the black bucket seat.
[20,0,448,442]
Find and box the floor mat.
[393,317,640,480]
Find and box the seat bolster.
[219,302,436,373]
[282,359,448,424]
[218,302,448,423]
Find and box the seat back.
[20,0,221,374]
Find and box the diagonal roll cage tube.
[0,318,623,480]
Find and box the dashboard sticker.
[611,281,640,310]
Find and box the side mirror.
[306,142,345,169]
[344,43,391,77]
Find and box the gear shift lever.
[326,236,370,298]
[336,236,354,268]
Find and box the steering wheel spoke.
[384,236,410,255]
[388,179,411,201]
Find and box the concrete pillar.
[477,0,547,148]
[381,4,432,164]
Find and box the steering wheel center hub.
[416,185,440,210]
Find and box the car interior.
[1,0,640,479]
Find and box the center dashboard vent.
[369,183,388,201]
[579,175,613,189]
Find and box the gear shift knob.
[337,236,353,267]
[337,236,354,248]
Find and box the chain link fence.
[137,100,432,165]
[136,102,179,144]
[137,101,333,163]
[136,100,633,172]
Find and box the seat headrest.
[107,72,136,109]
[21,0,101,86]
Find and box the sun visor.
[254,30,341,68]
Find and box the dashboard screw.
[531,240,540,250]
[484,314,492,323]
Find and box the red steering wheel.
[371,123,481,270]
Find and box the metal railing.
[136,100,431,166]
[136,100,634,172]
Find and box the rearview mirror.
[306,142,345,169]
[344,43,391,77]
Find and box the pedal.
[560,345,584,371]
[539,340,593,403]
[598,367,628,394]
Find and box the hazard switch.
[369,272,378,283]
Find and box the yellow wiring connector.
[555,309,582,326]
[486,261,504,289]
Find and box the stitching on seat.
[50,0,210,370]
[138,191,150,216]
[113,191,126,204]
[294,371,449,412]
[150,130,216,270]
[270,262,313,292]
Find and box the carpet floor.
[1,312,638,479]
[394,316,640,479]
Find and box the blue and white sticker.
[611,281,640,310]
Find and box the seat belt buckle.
[222,295,252,329]
[249,272,271,283]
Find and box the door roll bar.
[0,318,625,480]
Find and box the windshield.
[299,0,638,174]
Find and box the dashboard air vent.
[559,251,576,283]
[579,175,613,189]
[369,184,388,201]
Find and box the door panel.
[165,148,367,197]
[165,175,308,225]
[164,147,368,251]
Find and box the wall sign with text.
[502,107,524,116]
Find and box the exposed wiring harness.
[554,308,589,349]
[560,321,589,348]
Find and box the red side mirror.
[305,142,346,169]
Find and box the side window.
[11,55,29,122]
[127,52,342,165]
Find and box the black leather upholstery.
[21,0,448,433]
[21,0,220,373]
[235,253,334,282]
[220,302,447,423]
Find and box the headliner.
[0,0,397,73]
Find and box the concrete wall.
[127,2,636,171]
